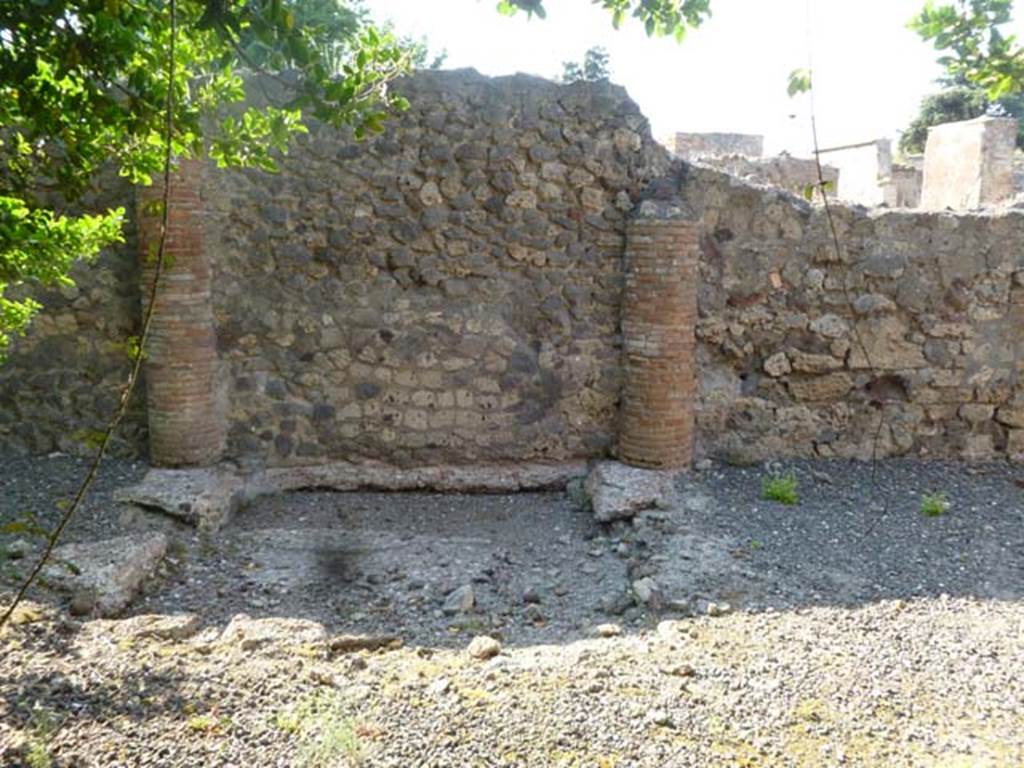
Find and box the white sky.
[363,0,1024,157]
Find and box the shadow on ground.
[106,457,1024,648]
[2,456,1023,649]
[3,456,1024,767]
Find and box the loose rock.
[467,635,502,660]
[220,614,328,650]
[584,462,678,523]
[443,584,475,615]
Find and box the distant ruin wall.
[690,154,837,199]
[921,117,1017,209]
[820,139,892,207]
[3,71,1024,467]
[670,132,763,160]
[890,165,922,209]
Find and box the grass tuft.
[920,491,949,517]
[761,472,799,505]
[275,690,365,767]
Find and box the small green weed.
[920,492,949,517]
[187,714,217,732]
[276,690,365,767]
[25,707,59,768]
[761,472,799,505]
[186,713,232,734]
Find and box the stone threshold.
[114,460,589,533]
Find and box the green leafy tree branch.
[562,46,611,83]
[0,0,416,357]
[911,0,1024,98]
[497,0,712,41]
[904,1,1024,154]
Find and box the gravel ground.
[2,453,1023,766]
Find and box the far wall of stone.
[202,70,670,468]
[921,116,1018,210]
[686,154,838,199]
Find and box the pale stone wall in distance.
[921,116,1018,210]
[890,165,922,209]
[819,139,893,207]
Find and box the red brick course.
[619,215,699,469]
[136,158,224,467]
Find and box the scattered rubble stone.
[220,614,328,650]
[442,584,475,615]
[707,601,733,617]
[328,633,400,654]
[114,467,244,532]
[632,577,659,606]
[94,613,202,642]
[467,634,502,660]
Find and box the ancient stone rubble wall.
[0,172,146,456]
[4,70,1024,467]
[683,164,1024,462]
[202,70,671,467]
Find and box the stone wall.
[690,153,838,199]
[890,164,922,209]
[202,70,671,468]
[684,164,1024,462]
[921,117,1018,210]
[0,173,146,456]
[5,70,1024,469]
[819,139,893,207]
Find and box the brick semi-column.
[618,203,699,469]
[136,157,224,467]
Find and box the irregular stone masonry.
[670,132,764,160]
[201,70,669,467]
[686,153,839,201]
[0,167,145,456]
[4,70,1024,468]
[684,164,1024,463]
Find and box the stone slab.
[584,461,680,522]
[114,467,246,532]
[44,533,168,618]
[252,460,587,495]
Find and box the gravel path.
[2,454,1023,766]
